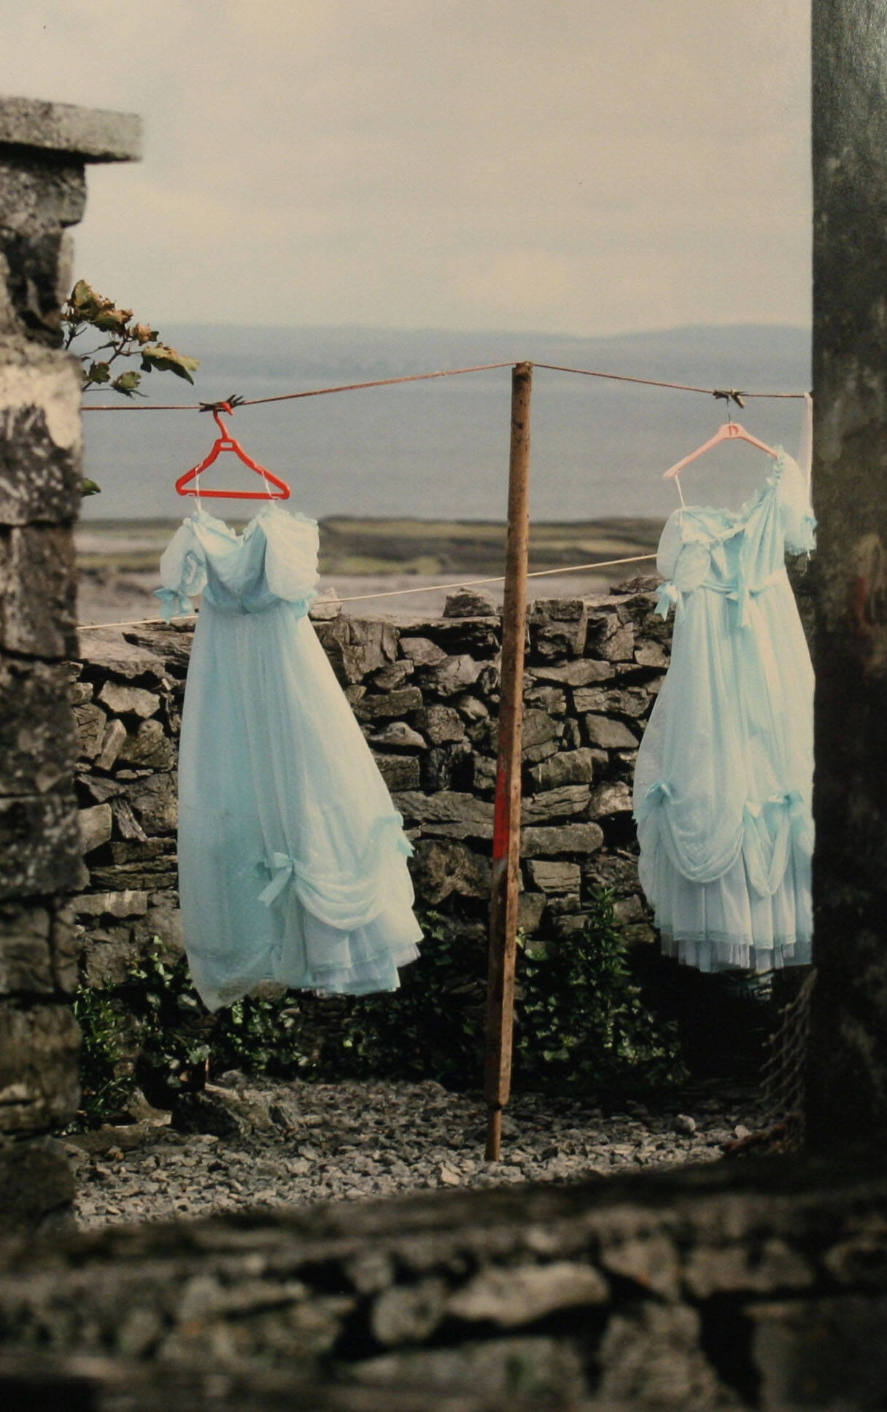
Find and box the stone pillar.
[808,6,887,1145]
[0,96,140,1229]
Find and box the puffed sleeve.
[656,509,685,580]
[778,452,816,554]
[262,510,320,603]
[155,520,206,620]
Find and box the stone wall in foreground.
[70,582,669,990]
[0,1150,885,1410]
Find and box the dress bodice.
[654,451,815,627]
[156,504,319,619]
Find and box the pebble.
[67,1075,765,1231]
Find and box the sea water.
[79,323,810,525]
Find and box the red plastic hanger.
[175,403,291,500]
[663,421,778,480]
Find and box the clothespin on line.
[712,388,746,410]
[198,394,246,414]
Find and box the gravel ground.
[66,1074,765,1230]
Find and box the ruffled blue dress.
[633,450,815,972]
[157,504,422,1011]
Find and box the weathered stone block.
[111,796,148,842]
[393,790,493,836]
[370,660,414,691]
[118,719,175,770]
[521,822,604,857]
[398,635,446,667]
[595,622,636,662]
[97,681,161,718]
[573,685,649,718]
[582,714,639,750]
[522,735,559,766]
[525,860,581,893]
[525,684,566,714]
[517,891,546,932]
[443,588,498,618]
[411,704,465,744]
[78,802,112,854]
[72,890,148,920]
[547,891,582,916]
[0,790,82,900]
[49,904,79,993]
[76,630,168,679]
[369,720,426,751]
[0,904,53,993]
[522,784,591,823]
[90,860,178,892]
[447,1261,607,1327]
[0,356,82,521]
[0,95,142,162]
[748,1294,887,1410]
[73,701,107,759]
[134,898,184,957]
[530,658,614,686]
[410,839,490,903]
[421,744,472,792]
[453,692,487,722]
[588,781,634,818]
[126,772,178,834]
[0,1135,74,1235]
[375,754,421,792]
[79,928,144,988]
[355,687,423,721]
[421,653,483,697]
[0,655,77,793]
[0,524,77,657]
[0,999,80,1133]
[0,152,87,232]
[527,747,596,791]
[634,641,669,668]
[521,708,559,751]
[531,598,587,621]
[318,617,398,684]
[405,619,500,657]
[596,1303,724,1409]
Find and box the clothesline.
[78,358,811,412]
[76,551,658,632]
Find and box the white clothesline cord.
[76,552,659,633]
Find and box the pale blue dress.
[633,451,815,972]
[156,504,422,1011]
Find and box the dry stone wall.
[70,581,669,994]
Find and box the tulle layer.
[638,797,812,972]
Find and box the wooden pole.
[484,361,533,1161]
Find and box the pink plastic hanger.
[176,403,291,500]
[663,421,779,480]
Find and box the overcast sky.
[2,0,810,336]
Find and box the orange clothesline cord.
[79,362,517,411]
[79,360,811,412]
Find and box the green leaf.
[140,344,200,384]
[80,478,102,497]
[112,371,143,397]
[84,361,111,385]
[92,306,132,335]
[67,279,106,320]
